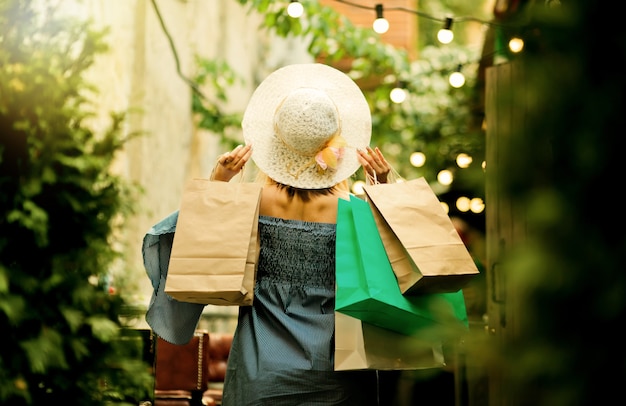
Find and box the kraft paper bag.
[363,177,479,295]
[334,312,445,371]
[165,179,262,306]
[335,195,468,338]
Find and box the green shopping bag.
[335,195,468,339]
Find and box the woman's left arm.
[357,146,392,184]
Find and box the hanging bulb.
[437,17,454,44]
[470,198,485,214]
[508,36,524,53]
[373,4,389,34]
[287,1,304,18]
[437,169,454,186]
[456,153,473,168]
[389,81,407,104]
[410,152,426,167]
[449,65,465,88]
[456,196,471,212]
[352,180,366,195]
[390,87,407,104]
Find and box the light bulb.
[441,201,450,214]
[287,1,303,18]
[373,4,389,34]
[449,66,465,88]
[410,152,426,167]
[456,196,471,212]
[437,29,453,44]
[437,17,454,44]
[390,87,407,104]
[437,169,453,186]
[470,198,485,213]
[509,37,524,53]
[352,180,366,195]
[456,153,472,168]
[373,18,389,34]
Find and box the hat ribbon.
[284,133,347,180]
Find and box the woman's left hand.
[357,146,391,184]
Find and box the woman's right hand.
[211,144,252,182]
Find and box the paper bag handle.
[364,161,403,185]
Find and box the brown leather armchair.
[154,331,210,406]
[153,330,233,406]
[201,333,233,406]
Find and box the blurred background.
[2,0,623,405]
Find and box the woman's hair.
[255,171,350,202]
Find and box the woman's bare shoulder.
[259,185,346,223]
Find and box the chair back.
[155,330,210,392]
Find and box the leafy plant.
[0,1,152,404]
[193,57,245,149]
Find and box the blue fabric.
[143,210,205,345]
[222,216,379,406]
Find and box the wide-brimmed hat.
[242,63,371,189]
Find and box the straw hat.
[242,63,371,189]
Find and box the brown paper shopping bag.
[363,177,479,295]
[165,179,262,305]
[335,196,469,337]
[334,312,445,371]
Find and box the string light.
[437,169,454,186]
[470,198,485,213]
[449,65,466,88]
[389,81,407,103]
[456,196,471,212]
[334,0,508,27]
[372,4,389,34]
[410,152,426,167]
[437,17,454,44]
[333,0,520,46]
[508,36,524,53]
[287,0,304,18]
[352,180,366,195]
[456,153,473,168]
[441,201,450,214]
[331,0,525,105]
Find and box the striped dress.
[222,216,379,405]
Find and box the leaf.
[87,316,120,342]
[21,328,68,373]
[61,307,84,333]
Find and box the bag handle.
[365,163,403,185]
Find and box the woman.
[210,63,393,405]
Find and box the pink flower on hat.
[315,135,347,172]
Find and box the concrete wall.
[67,0,312,327]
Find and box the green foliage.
[367,44,483,184]
[192,57,245,149]
[489,1,626,404]
[0,1,152,404]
